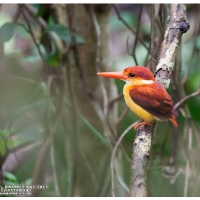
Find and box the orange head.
[97,66,155,83]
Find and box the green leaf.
[0,129,15,155]
[44,52,58,67]
[0,139,6,155]
[23,178,32,185]
[0,22,18,43]
[46,24,85,44]
[48,16,55,26]
[3,172,19,184]
[40,43,59,67]
[13,126,42,142]
[31,4,45,17]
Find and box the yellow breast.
[123,83,155,124]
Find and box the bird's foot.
[134,122,152,130]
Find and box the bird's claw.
[134,122,152,130]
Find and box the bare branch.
[126,36,132,56]
[154,4,165,59]
[21,4,63,52]
[116,107,129,127]
[184,127,192,197]
[113,5,149,51]
[131,5,143,66]
[50,135,60,196]
[91,5,108,117]
[174,88,200,110]
[181,44,196,85]
[19,5,47,70]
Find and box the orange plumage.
[97,66,178,130]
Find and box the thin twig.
[174,88,200,110]
[113,5,149,51]
[111,121,138,197]
[46,76,67,196]
[31,138,50,196]
[22,4,47,28]
[91,5,108,117]
[80,151,98,189]
[97,154,111,196]
[182,45,197,85]
[116,107,129,127]
[21,4,62,50]
[154,4,164,58]
[160,125,171,165]
[50,137,60,196]
[126,36,132,56]
[108,93,123,106]
[184,127,192,197]
[85,5,113,141]
[170,38,182,172]
[144,42,152,66]
[13,5,21,23]
[9,74,40,85]
[19,5,47,69]
[150,4,155,71]
[115,154,130,194]
[106,93,124,136]
[131,5,143,65]
[157,8,164,41]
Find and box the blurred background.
[0,4,200,197]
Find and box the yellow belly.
[123,84,155,124]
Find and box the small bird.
[97,66,178,130]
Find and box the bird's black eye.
[128,73,135,77]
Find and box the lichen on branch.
[155,4,190,89]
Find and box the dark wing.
[129,82,175,121]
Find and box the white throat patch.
[125,79,154,85]
[140,80,154,84]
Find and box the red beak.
[97,71,126,80]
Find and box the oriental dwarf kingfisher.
[97,66,178,130]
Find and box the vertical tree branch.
[130,125,154,196]
[130,4,190,197]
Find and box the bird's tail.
[170,117,178,127]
